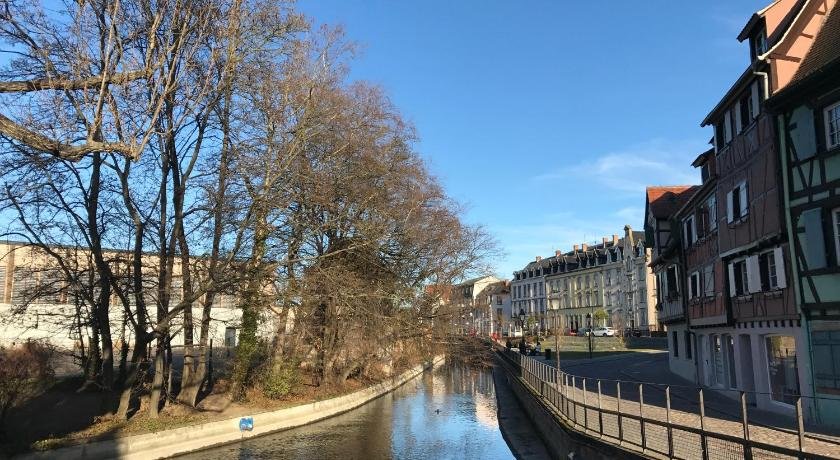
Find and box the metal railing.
[496,347,840,460]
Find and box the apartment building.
[538,227,655,336]
[475,280,512,337]
[767,0,840,425]
[511,259,548,333]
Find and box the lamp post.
[518,308,525,338]
[547,290,564,370]
[586,312,593,359]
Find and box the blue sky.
[297,1,769,278]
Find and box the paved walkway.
[523,352,840,459]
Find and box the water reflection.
[179,364,513,460]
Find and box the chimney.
[573,244,579,253]
[536,256,542,262]
[612,234,619,246]
[582,243,588,252]
[555,250,562,257]
[602,237,608,246]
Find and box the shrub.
[0,341,55,425]
[260,360,300,400]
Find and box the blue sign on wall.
[239,417,254,431]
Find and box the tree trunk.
[149,336,166,418]
[115,333,147,419]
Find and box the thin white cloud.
[534,138,702,196]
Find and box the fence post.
[796,397,805,455]
[666,386,673,459]
[597,380,603,437]
[699,388,708,460]
[741,391,751,460]
[572,375,577,425]
[639,383,646,451]
[617,381,623,443]
[583,378,588,431]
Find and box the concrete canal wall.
[17,356,445,460]
[494,351,642,460]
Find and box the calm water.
[179,364,514,460]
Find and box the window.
[684,215,696,247]
[729,259,748,297]
[724,110,733,144]
[701,163,710,183]
[759,251,778,291]
[685,330,692,360]
[739,95,750,132]
[666,265,679,298]
[715,123,725,152]
[496,295,502,305]
[688,271,700,299]
[707,195,717,231]
[703,264,715,298]
[812,325,840,395]
[827,102,840,149]
[225,327,237,347]
[765,335,800,405]
[726,181,748,223]
[754,30,768,56]
[835,208,840,265]
[672,330,679,358]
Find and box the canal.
[178,363,518,459]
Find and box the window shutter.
[750,81,760,119]
[724,111,733,142]
[774,247,787,289]
[747,256,762,293]
[734,102,742,133]
[801,208,828,270]
[739,183,749,216]
[728,263,737,297]
[726,191,734,223]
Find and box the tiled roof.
[789,2,840,86]
[646,186,700,220]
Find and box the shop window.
[765,335,801,405]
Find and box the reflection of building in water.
[473,390,497,429]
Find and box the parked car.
[591,326,616,337]
[576,328,591,337]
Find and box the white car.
[591,326,616,337]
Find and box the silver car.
[591,326,616,337]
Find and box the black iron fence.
[497,346,840,460]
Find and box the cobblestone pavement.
[514,352,840,459]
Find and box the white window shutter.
[747,256,762,293]
[774,247,787,289]
[739,183,749,216]
[728,263,737,297]
[750,82,760,119]
[726,191,734,223]
[734,103,742,133]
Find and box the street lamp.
[518,308,525,337]
[586,312,593,359]
[547,290,563,370]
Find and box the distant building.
[452,275,501,335]
[511,258,548,334]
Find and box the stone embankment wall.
[17,356,445,460]
[494,351,641,459]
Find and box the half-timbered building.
[768,0,840,426]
